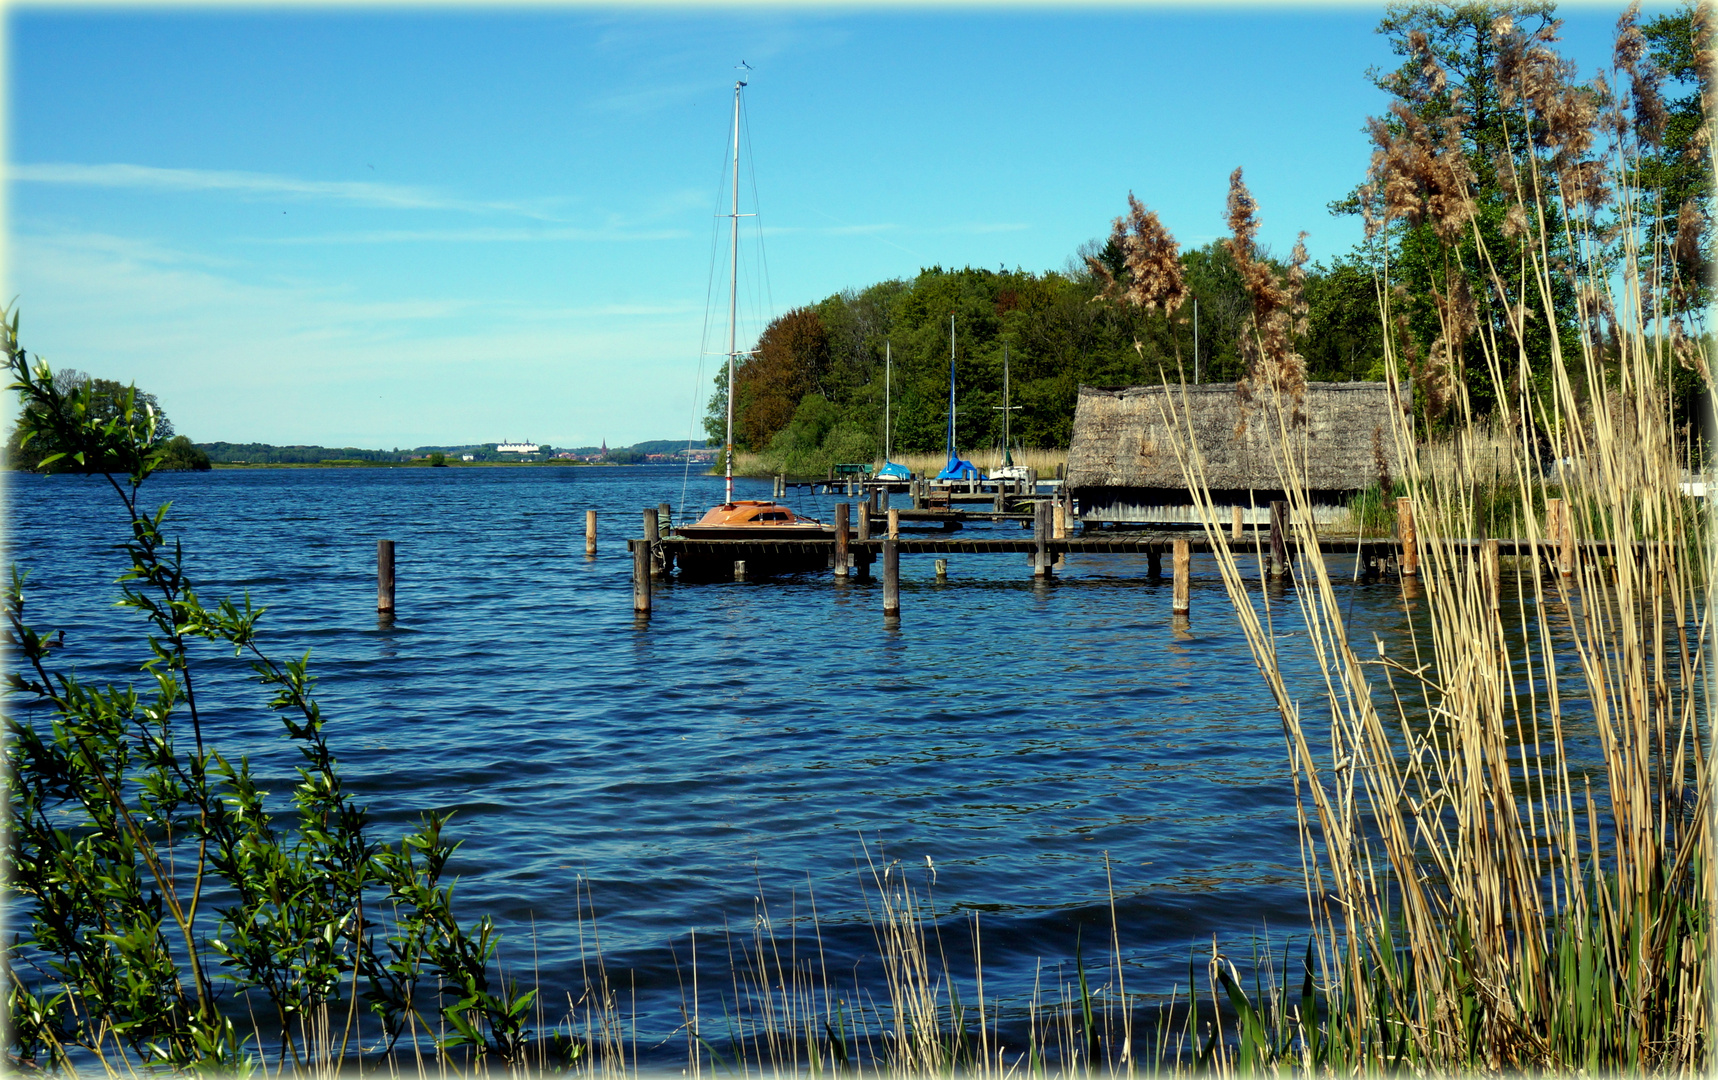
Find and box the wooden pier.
[626,496,1615,620]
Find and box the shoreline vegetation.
[4,2,1712,1076]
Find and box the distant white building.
[496,442,539,454]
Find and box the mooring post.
[1269,500,1288,577]
[1148,547,1162,579]
[834,502,850,577]
[1232,505,1243,543]
[883,537,900,617]
[644,508,662,579]
[734,559,747,581]
[632,540,651,615]
[912,479,923,510]
[1397,496,1418,577]
[659,501,672,529]
[1483,538,1501,611]
[857,501,871,542]
[1172,537,1191,617]
[1542,498,1561,575]
[935,558,948,581]
[1555,498,1574,576]
[1053,501,1067,540]
[993,487,1005,513]
[1033,499,1051,579]
[1027,467,1039,493]
[888,507,900,539]
[585,509,598,558]
[377,539,395,614]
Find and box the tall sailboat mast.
[723,67,748,506]
[945,313,957,463]
[884,341,892,463]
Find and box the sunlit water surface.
[9,465,1466,1057]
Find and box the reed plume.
[1227,168,1308,424]
[1086,192,1188,317]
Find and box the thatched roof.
[1067,382,1408,494]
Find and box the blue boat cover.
[934,457,982,481]
[875,461,912,480]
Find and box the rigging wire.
[680,90,740,521]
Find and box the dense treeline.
[707,247,1390,470]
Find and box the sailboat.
[990,343,1029,483]
[681,67,823,551]
[933,313,982,482]
[874,341,911,482]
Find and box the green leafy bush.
[2,310,545,1073]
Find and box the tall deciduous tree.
[6,367,177,472]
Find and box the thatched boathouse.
[1067,382,1408,525]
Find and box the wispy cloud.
[10,162,558,219]
[253,226,690,245]
[8,229,710,446]
[939,223,1032,235]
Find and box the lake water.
[8,464,1433,1063]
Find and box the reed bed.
[1152,15,1715,1074]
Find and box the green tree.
[155,434,213,471]
[1640,2,1714,315]
[6,367,178,472]
[735,306,830,452]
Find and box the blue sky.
[7,3,1656,449]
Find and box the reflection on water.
[8,465,1531,1056]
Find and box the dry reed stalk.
[1152,13,1713,1072]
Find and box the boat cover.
[935,457,983,481]
[875,461,912,480]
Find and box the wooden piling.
[659,501,672,529]
[883,538,900,617]
[734,559,747,581]
[1053,502,1068,540]
[1269,501,1288,577]
[935,558,948,580]
[1553,498,1574,576]
[1483,538,1500,611]
[1543,498,1561,575]
[632,540,651,614]
[1231,505,1243,542]
[377,539,395,614]
[857,501,871,542]
[1172,538,1190,616]
[1397,497,1418,577]
[993,488,1005,513]
[585,510,598,557]
[1033,499,1051,578]
[888,507,900,540]
[644,508,662,578]
[1148,548,1162,579]
[834,503,850,578]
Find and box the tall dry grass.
[1156,9,1714,1072]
